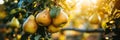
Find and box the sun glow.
[0,0,4,4]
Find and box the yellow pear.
[0,11,7,19]
[23,15,38,34]
[53,10,68,27]
[17,34,22,40]
[89,13,101,24]
[47,25,61,33]
[9,17,20,28]
[36,8,51,26]
[0,5,6,19]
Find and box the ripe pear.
[23,15,38,34]
[53,10,68,27]
[89,13,101,24]
[0,11,7,19]
[9,17,20,28]
[47,25,61,33]
[36,8,51,26]
[17,34,22,40]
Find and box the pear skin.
[53,10,68,27]
[0,11,7,19]
[47,25,61,33]
[23,15,38,34]
[89,13,101,24]
[36,8,51,26]
[9,17,20,28]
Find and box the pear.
[47,25,61,33]
[23,15,38,34]
[17,34,22,40]
[36,8,51,26]
[0,11,7,19]
[53,10,68,27]
[9,17,20,28]
[88,13,101,24]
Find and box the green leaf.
[34,35,41,40]
[50,6,61,18]
[10,9,17,14]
